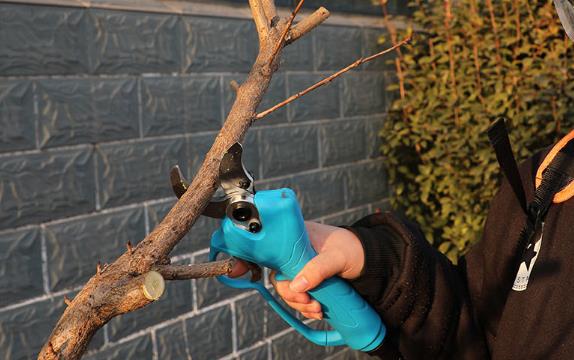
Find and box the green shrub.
[381,0,574,261]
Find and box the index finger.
[228,259,250,278]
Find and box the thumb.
[289,252,344,293]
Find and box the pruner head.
[555,0,574,41]
[169,143,262,233]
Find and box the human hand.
[229,221,365,320]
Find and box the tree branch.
[269,0,305,65]
[260,0,278,23]
[249,0,270,43]
[256,35,413,120]
[287,7,330,44]
[39,2,297,358]
[155,259,236,280]
[38,3,405,359]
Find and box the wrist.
[338,228,365,280]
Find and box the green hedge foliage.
[381,0,574,261]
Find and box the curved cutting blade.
[169,164,227,218]
[170,165,189,199]
[219,143,255,194]
[555,0,574,41]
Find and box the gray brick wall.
[0,0,406,359]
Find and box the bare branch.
[155,259,236,280]
[230,80,241,93]
[249,0,270,42]
[269,0,305,64]
[40,2,292,357]
[260,0,278,23]
[256,35,413,120]
[126,241,134,255]
[40,3,405,358]
[287,7,330,44]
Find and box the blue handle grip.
[209,188,386,351]
[210,249,346,347]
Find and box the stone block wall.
[0,0,407,358]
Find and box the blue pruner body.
[209,188,386,351]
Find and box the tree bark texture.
[38,1,330,359]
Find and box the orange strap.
[535,130,574,203]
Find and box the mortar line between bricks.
[0,1,412,31]
[0,285,83,313]
[343,165,349,210]
[93,145,101,211]
[338,70,345,119]
[0,223,38,235]
[219,339,268,360]
[317,124,323,169]
[0,143,92,159]
[100,289,259,349]
[0,71,273,81]
[0,113,387,161]
[144,204,150,235]
[230,301,238,356]
[40,202,145,227]
[312,25,318,72]
[192,278,198,312]
[0,199,171,235]
[170,253,194,263]
[325,348,350,360]
[259,157,387,184]
[255,112,388,130]
[137,78,144,139]
[32,81,40,150]
[151,328,159,360]
[95,132,188,146]
[285,71,292,123]
[40,225,51,295]
[103,324,110,346]
[181,317,193,359]
[219,74,226,125]
[219,325,298,360]
[0,156,386,235]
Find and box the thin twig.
[380,0,406,100]
[230,80,240,93]
[269,0,305,65]
[256,35,412,120]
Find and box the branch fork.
[38,1,410,358]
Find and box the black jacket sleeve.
[344,212,489,359]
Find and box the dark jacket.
[347,150,574,359]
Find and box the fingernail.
[290,276,309,292]
[311,301,322,313]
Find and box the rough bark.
[38,1,329,359]
[38,1,410,358]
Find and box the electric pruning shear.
[170,143,386,351]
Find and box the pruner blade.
[169,165,228,219]
[219,143,255,194]
[170,165,188,199]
